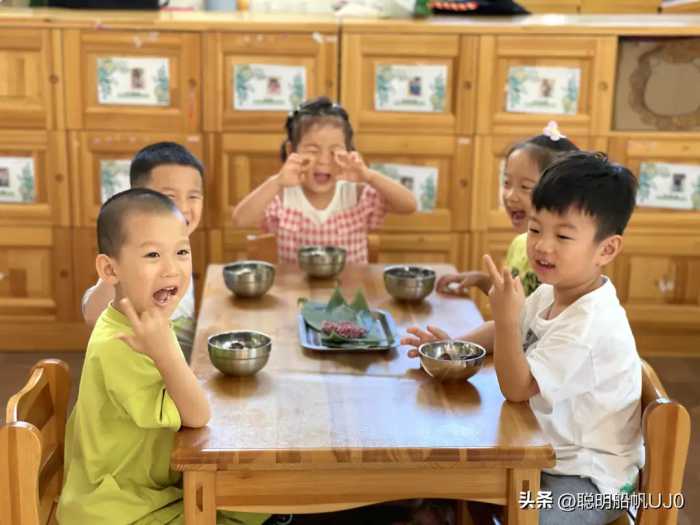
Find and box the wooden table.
[172,264,554,525]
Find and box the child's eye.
[521,185,533,191]
[529,227,540,234]
[557,235,573,240]
[145,252,159,258]
[177,249,190,256]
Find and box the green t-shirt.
[505,233,540,297]
[57,305,268,525]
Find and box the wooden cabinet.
[0,29,64,130]
[203,31,337,132]
[611,232,700,353]
[0,130,70,227]
[476,35,616,136]
[68,131,204,227]
[471,134,607,231]
[357,134,472,232]
[210,132,281,229]
[376,233,460,266]
[63,30,201,132]
[608,136,700,232]
[341,34,478,135]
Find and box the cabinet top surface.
[1,8,699,35]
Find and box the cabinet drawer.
[68,131,204,227]
[0,29,62,130]
[203,32,337,132]
[0,226,73,323]
[341,34,477,135]
[609,136,700,232]
[64,29,201,132]
[0,130,70,226]
[471,135,607,231]
[476,35,616,136]
[375,232,460,267]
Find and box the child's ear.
[96,254,119,285]
[284,140,292,157]
[596,235,623,267]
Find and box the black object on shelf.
[47,0,168,9]
[430,0,529,15]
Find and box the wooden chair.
[245,232,381,264]
[1,359,71,525]
[607,359,691,525]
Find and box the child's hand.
[277,153,310,188]
[115,297,175,363]
[400,325,450,358]
[333,150,371,183]
[437,272,478,296]
[484,254,524,327]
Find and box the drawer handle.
[656,277,674,295]
[49,74,60,84]
[599,81,609,91]
[463,80,472,90]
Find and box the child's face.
[526,207,618,291]
[108,212,192,318]
[146,165,203,235]
[502,149,541,234]
[295,123,347,195]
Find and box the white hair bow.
[543,121,566,141]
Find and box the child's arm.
[401,321,495,358]
[82,280,116,327]
[116,297,211,428]
[232,153,309,228]
[484,255,539,402]
[335,151,417,214]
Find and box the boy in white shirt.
[402,151,643,524]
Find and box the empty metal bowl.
[383,265,436,301]
[418,340,486,382]
[298,246,347,278]
[223,261,275,298]
[208,330,272,376]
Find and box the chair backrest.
[635,359,691,525]
[1,359,71,525]
[246,232,381,264]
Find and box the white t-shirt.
[521,278,643,494]
[282,181,358,225]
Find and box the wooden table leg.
[184,470,217,525]
[506,468,540,525]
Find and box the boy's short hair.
[98,188,181,257]
[532,151,638,241]
[129,142,204,187]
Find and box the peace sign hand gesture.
[483,254,525,327]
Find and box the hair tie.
[543,121,566,142]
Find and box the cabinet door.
[608,137,700,232]
[0,29,62,130]
[476,35,616,136]
[0,227,74,323]
[471,135,607,231]
[213,133,282,229]
[69,131,204,227]
[612,233,700,330]
[376,233,460,266]
[64,30,201,132]
[341,34,477,135]
[203,32,337,132]
[0,130,70,227]
[357,134,472,232]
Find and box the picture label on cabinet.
[639,161,700,210]
[233,64,306,111]
[506,66,580,115]
[97,57,171,106]
[100,159,131,203]
[374,64,447,113]
[370,162,438,211]
[0,157,35,204]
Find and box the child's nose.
[162,256,179,276]
[535,236,553,253]
[318,150,332,166]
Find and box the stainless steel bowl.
[222,261,275,298]
[298,246,347,278]
[418,340,486,381]
[208,330,272,376]
[383,265,436,301]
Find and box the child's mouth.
[534,259,556,273]
[313,172,332,185]
[153,286,178,306]
[509,209,527,224]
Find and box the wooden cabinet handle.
[49,74,60,84]
[599,81,609,91]
[0,272,5,281]
[463,80,472,90]
[656,277,674,295]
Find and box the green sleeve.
[99,341,182,430]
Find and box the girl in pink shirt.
[232,97,417,263]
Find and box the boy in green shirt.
[57,188,269,525]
